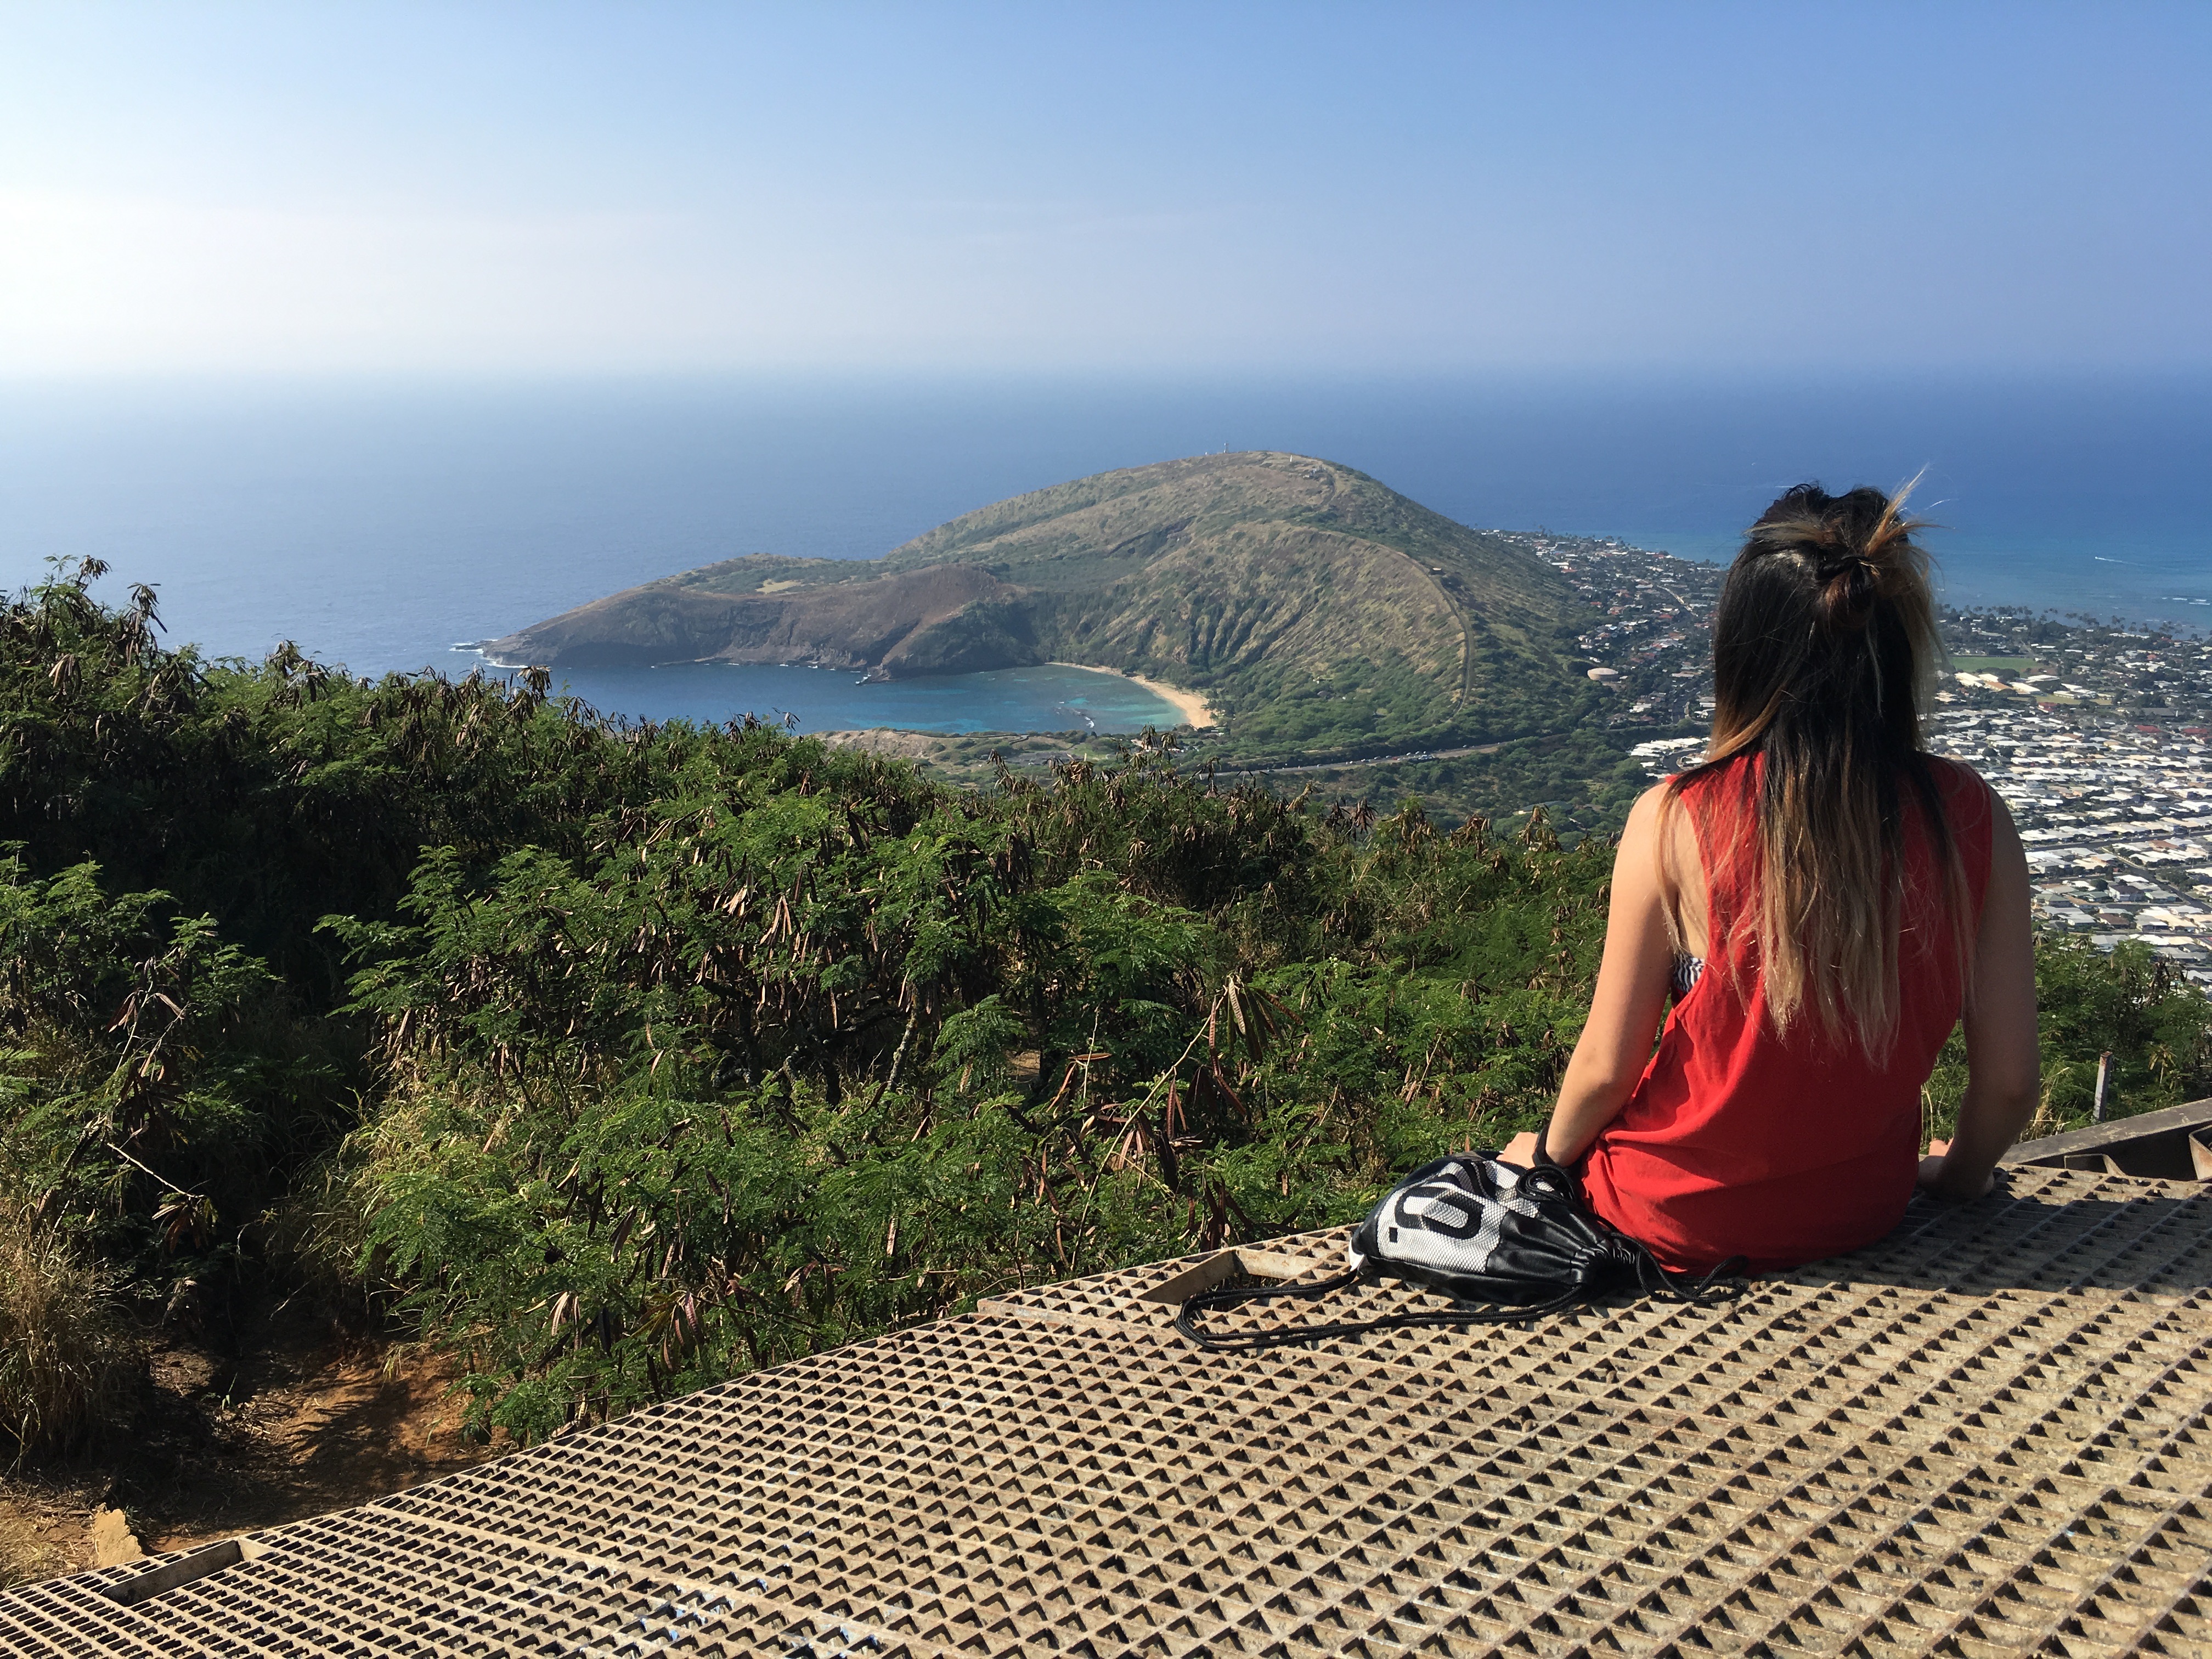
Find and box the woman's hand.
[1499,1131,1541,1169]
[1917,1138,1996,1200]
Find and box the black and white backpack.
[1176,1151,1745,1352]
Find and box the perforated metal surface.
[5,1164,2209,1656]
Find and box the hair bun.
[1818,555,1879,630]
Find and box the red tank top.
[1579,754,1995,1273]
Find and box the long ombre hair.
[1665,481,1968,1057]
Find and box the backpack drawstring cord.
[1175,1267,1584,1353]
[1174,1248,1748,1353]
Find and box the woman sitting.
[1504,482,2040,1273]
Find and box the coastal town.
[1509,529,1726,730]
[1564,535,2212,989]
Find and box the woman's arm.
[1919,791,2039,1200]
[1503,783,1680,1167]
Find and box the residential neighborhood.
[1514,532,1725,731]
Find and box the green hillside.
[484,452,1602,761]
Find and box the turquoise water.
[0,372,2204,733]
[519,659,1183,735]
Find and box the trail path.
[1217,740,1506,777]
[0,1305,498,1588]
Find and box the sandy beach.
[1050,663,1216,729]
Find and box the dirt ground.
[0,1299,502,1589]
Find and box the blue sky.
[3,1,2207,375]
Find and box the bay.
[524,661,1186,736]
[0,371,2204,731]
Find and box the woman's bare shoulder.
[1922,752,1986,782]
[1616,780,1703,904]
[1621,779,1673,837]
[1623,777,1703,836]
[1921,753,2002,828]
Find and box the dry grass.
[0,1205,138,1459]
[0,1476,98,1589]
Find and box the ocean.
[2,373,2205,732]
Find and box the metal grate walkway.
[4,1163,2209,1656]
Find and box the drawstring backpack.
[1176,1147,1746,1352]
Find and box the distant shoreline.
[1051,663,1216,729]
